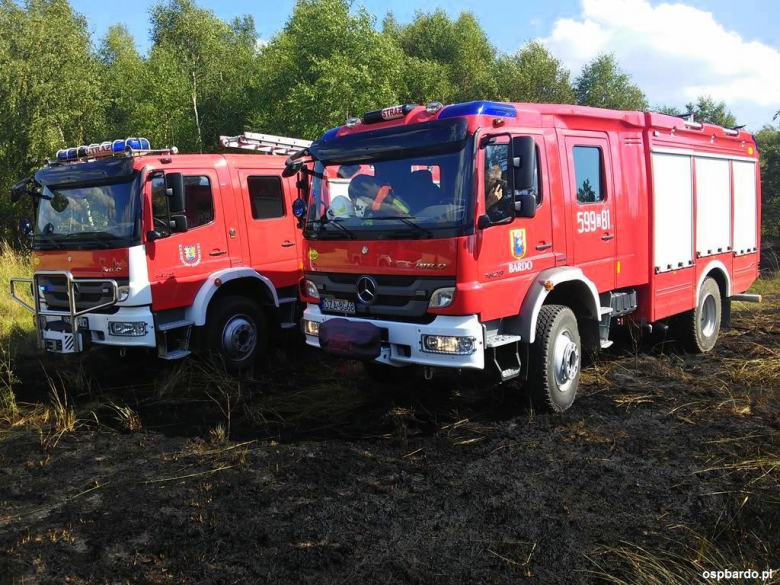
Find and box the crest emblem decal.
[179,244,202,267]
[510,229,527,260]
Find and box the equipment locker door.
[563,134,616,292]
[146,169,231,311]
[237,170,300,290]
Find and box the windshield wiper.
[367,216,434,239]
[309,218,357,240]
[33,235,64,250]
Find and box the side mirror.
[514,193,536,218]
[170,214,188,233]
[11,177,32,203]
[283,160,303,178]
[19,218,33,238]
[166,173,186,214]
[511,136,536,192]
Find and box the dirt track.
[1,299,778,584]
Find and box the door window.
[248,176,285,219]
[151,175,170,237]
[183,176,214,229]
[573,146,604,203]
[484,143,510,222]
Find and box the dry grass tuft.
[585,529,773,585]
[108,403,142,432]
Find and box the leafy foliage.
[574,53,648,111]
[0,0,775,240]
[755,125,780,236]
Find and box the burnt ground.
[1,291,779,584]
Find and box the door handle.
[281,241,295,248]
[535,242,552,251]
[209,249,228,256]
[601,233,615,241]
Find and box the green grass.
[0,241,35,344]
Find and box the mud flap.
[318,319,381,361]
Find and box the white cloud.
[542,0,780,130]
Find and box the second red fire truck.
[289,101,762,411]
[10,133,309,371]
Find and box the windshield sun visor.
[34,156,136,188]
[309,118,469,164]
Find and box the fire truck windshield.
[33,179,140,250]
[304,138,474,240]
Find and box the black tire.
[681,277,721,353]
[526,304,581,413]
[205,295,268,373]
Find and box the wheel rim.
[552,328,579,392]
[221,314,257,361]
[700,293,717,338]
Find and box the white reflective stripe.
[650,147,757,163]
[126,244,152,306]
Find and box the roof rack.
[219,132,312,156]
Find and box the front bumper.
[303,305,485,370]
[39,306,156,353]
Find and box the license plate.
[321,298,356,314]
[63,316,89,329]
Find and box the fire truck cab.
[10,133,308,370]
[292,101,762,411]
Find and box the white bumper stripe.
[303,305,485,370]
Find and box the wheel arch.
[696,260,731,304]
[184,268,279,327]
[508,267,601,345]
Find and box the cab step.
[157,318,195,331]
[159,349,191,360]
[486,333,522,348]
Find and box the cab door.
[563,133,616,291]
[146,169,231,311]
[476,133,555,293]
[237,170,299,289]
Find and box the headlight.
[108,321,147,336]
[421,335,475,355]
[302,319,320,336]
[429,287,455,308]
[301,278,320,300]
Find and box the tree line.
[0,0,777,238]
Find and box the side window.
[484,143,509,220]
[184,176,214,229]
[151,175,170,237]
[573,146,604,203]
[248,176,285,219]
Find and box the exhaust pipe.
[730,294,763,303]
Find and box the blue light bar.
[438,101,517,120]
[55,137,152,162]
[319,127,340,141]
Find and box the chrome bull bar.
[10,271,119,353]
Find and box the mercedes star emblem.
[362,246,369,254]
[356,275,377,305]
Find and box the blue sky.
[71,0,780,130]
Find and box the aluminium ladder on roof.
[219,132,312,156]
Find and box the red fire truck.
[10,133,309,371]
[289,101,762,411]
